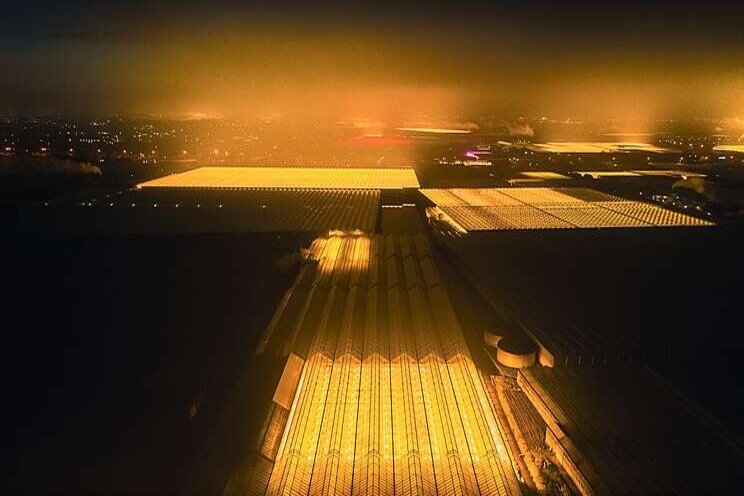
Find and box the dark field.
[1,233,311,493]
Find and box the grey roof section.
[519,365,743,495]
[24,188,380,233]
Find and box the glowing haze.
[3,1,744,124]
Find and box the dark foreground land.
[2,223,743,494]
[1,233,312,494]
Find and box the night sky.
[2,1,744,120]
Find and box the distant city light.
[396,127,472,134]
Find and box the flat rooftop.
[713,144,744,153]
[422,187,713,231]
[137,166,420,190]
[575,170,706,179]
[526,142,670,154]
[520,171,571,180]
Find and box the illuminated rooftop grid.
[422,187,621,207]
[574,170,707,179]
[574,171,642,178]
[499,187,586,204]
[713,144,744,153]
[597,201,711,227]
[632,170,707,178]
[440,206,573,231]
[137,166,420,190]
[528,142,669,153]
[520,171,571,180]
[422,188,713,231]
[257,234,521,495]
[420,188,522,207]
[395,127,472,134]
[576,170,707,179]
